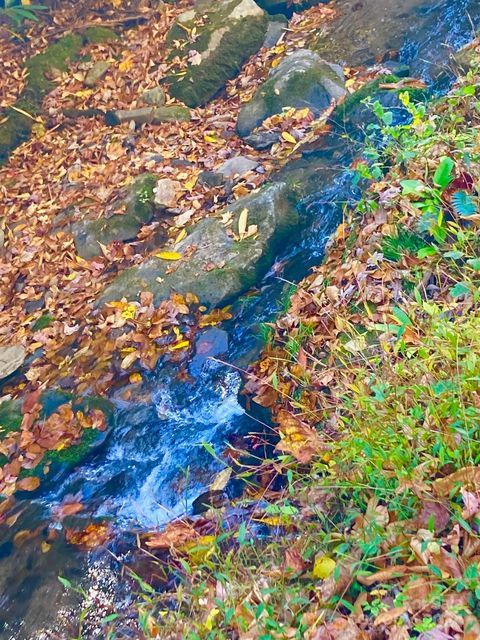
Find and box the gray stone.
[243,130,280,150]
[262,19,287,48]
[198,171,225,187]
[97,182,298,308]
[0,345,26,381]
[105,106,191,126]
[84,60,111,87]
[140,86,166,106]
[237,49,345,137]
[217,156,258,179]
[153,178,180,209]
[71,174,157,259]
[165,0,268,107]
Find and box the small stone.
[84,61,110,87]
[217,156,258,179]
[154,178,180,209]
[0,345,26,381]
[198,171,225,187]
[140,86,166,106]
[262,19,287,49]
[243,131,279,150]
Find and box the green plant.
[1,0,47,26]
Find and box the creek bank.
[0,27,118,164]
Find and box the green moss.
[167,2,267,107]
[0,29,116,164]
[31,313,53,331]
[127,173,158,222]
[84,26,118,44]
[0,400,22,437]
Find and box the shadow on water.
[1,0,480,637]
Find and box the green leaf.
[433,156,455,190]
[101,613,119,624]
[417,246,437,259]
[391,307,412,327]
[427,563,443,578]
[450,282,471,299]
[451,190,477,217]
[467,258,480,271]
[400,179,427,195]
[58,576,72,590]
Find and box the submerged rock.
[97,182,298,307]
[165,0,268,107]
[190,327,229,376]
[237,49,345,137]
[71,174,158,259]
[256,0,328,17]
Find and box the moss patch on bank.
[0,28,117,164]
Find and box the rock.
[153,178,180,209]
[71,174,157,259]
[165,0,268,108]
[217,156,258,179]
[140,86,166,106]
[84,60,110,87]
[198,171,225,187]
[0,345,26,381]
[105,106,191,126]
[190,327,229,376]
[237,49,345,137]
[243,130,280,150]
[256,0,327,17]
[262,18,287,48]
[97,181,298,308]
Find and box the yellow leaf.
[155,251,182,261]
[129,372,142,384]
[204,134,221,144]
[238,208,248,239]
[120,351,139,370]
[204,608,220,631]
[312,555,336,580]
[169,340,190,351]
[184,175,197,191]
[210,467,232,491]
[74,89,94,99]
[41,541,51,553]
[174,228,187,244]
[119,56,133,73]
[281,131,297,144]
[121,303,137,320]
[65,272,78,280]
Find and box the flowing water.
[1,1,480,637]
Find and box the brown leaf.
[16,476,40,492]
[275,409,326,463]
[373,606,408,626]
[433,466,480,497]
[144,520,199,549]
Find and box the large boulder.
[71,174,158,259]
[0,345,26,382]
[97,182,298,307]
[237,49,345,137]
[256,0,328,18]
[165,0,268,108]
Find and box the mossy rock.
[0,391,115,495]
[0,29,118,164]
[237,49,345,137]
[97,181,299,308]
[165,0,268,107]
[84,26,119,44]
[71,173,158,259]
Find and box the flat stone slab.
[0,345,26,381]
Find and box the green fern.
[451,190,477,217]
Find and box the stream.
[1,0,480,637]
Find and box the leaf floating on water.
[155,251,182,261]
[281,131,297,144]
